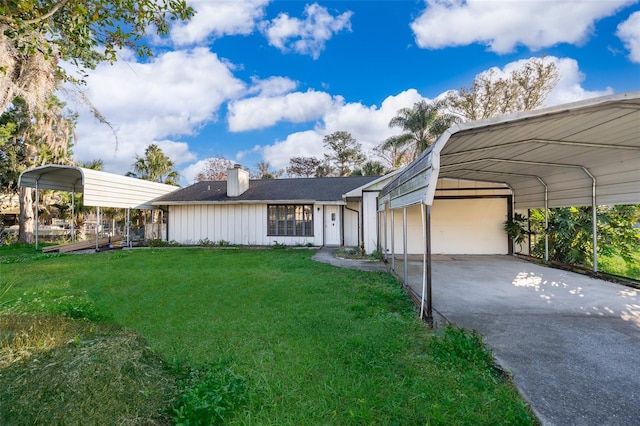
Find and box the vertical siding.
[362,192,378,254]
[169,203,320,247]
[343,202,359,247]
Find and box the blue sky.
[67,0,640,185]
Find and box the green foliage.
[1,0,194,75]
[430,326,502,378]
[127,144,180,185]
[5,287,103,321]
[382,99,459,162]
[530,205,640,271]
[197,238,215,247]
[147,239,181,247]
[323,130,366,176]
[504,212,529,252]
[171,359,248,426]
[272,240,287,249]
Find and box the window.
[268,205,314,236]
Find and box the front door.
[324,206,340,246]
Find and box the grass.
[0,246,537,425]
[599,250,640,280]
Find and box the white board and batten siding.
[168,203,322,246]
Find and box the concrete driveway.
[403,255,640,426]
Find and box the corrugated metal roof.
[153,176,381,205]
[379,91,640,210]
[18,165,179,209]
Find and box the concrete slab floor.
[398,255,640,426]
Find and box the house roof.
[153,175,381,205]
[18,165,179,209]
[379,91,640,210]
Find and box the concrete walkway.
[315,248,640,425]
[312,247,388,272]
[404,255,640,426]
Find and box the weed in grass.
[171,358,248,425]
[6,286,104,321]
[430,326,503,377]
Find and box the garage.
[431,197,508,254]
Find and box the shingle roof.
[153,176,380,204]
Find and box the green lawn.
[1,246,537,425]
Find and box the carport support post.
[403,207,408,286]
[126,208,131,248]
[95,206,100,251]
[425,204,433,323]
[591,178,598,272]
[390,208,395,272]
[71,190,75,243]
[35,180,39,250]
[383,208,388,262]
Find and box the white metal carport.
[18,165,179,248]
[378,91,640,323]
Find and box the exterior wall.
[362,191,379,254]
[431,198,508,254]
[343,202,360,247]
[169,203,317,246]
[382,197,509,255]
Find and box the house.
[153,165,386,248]
[153,165,515,254]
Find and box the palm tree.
[127,144,179,186]
[380,99,459,163]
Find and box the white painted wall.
[167,202,358,247]
[362,191,379,254]
[382,198,509,255]
[343,202,359,247]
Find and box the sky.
[65,0,640,186]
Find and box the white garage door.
[431,198,508,254]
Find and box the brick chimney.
[227,164,249,197]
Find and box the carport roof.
[379,91,640,210]
[19,165,179,209]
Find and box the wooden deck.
[42,236,124,253]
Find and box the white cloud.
[254,57,613,171]
[617,11,640,63]
[261,131,325,169]
[256,90,427,169]
[180,158,225,184]
[247,76,298,96]
[262,3,352,59]
[67,48,245,175]
[227,90,337,131]
[411,0,635,53]
[171,0,270,45]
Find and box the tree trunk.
[19,187,35,243]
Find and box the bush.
[172,359,248,426]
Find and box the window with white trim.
[268,205,314,236]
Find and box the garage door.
[431,198,508,254]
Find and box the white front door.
[324,206,340,246]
